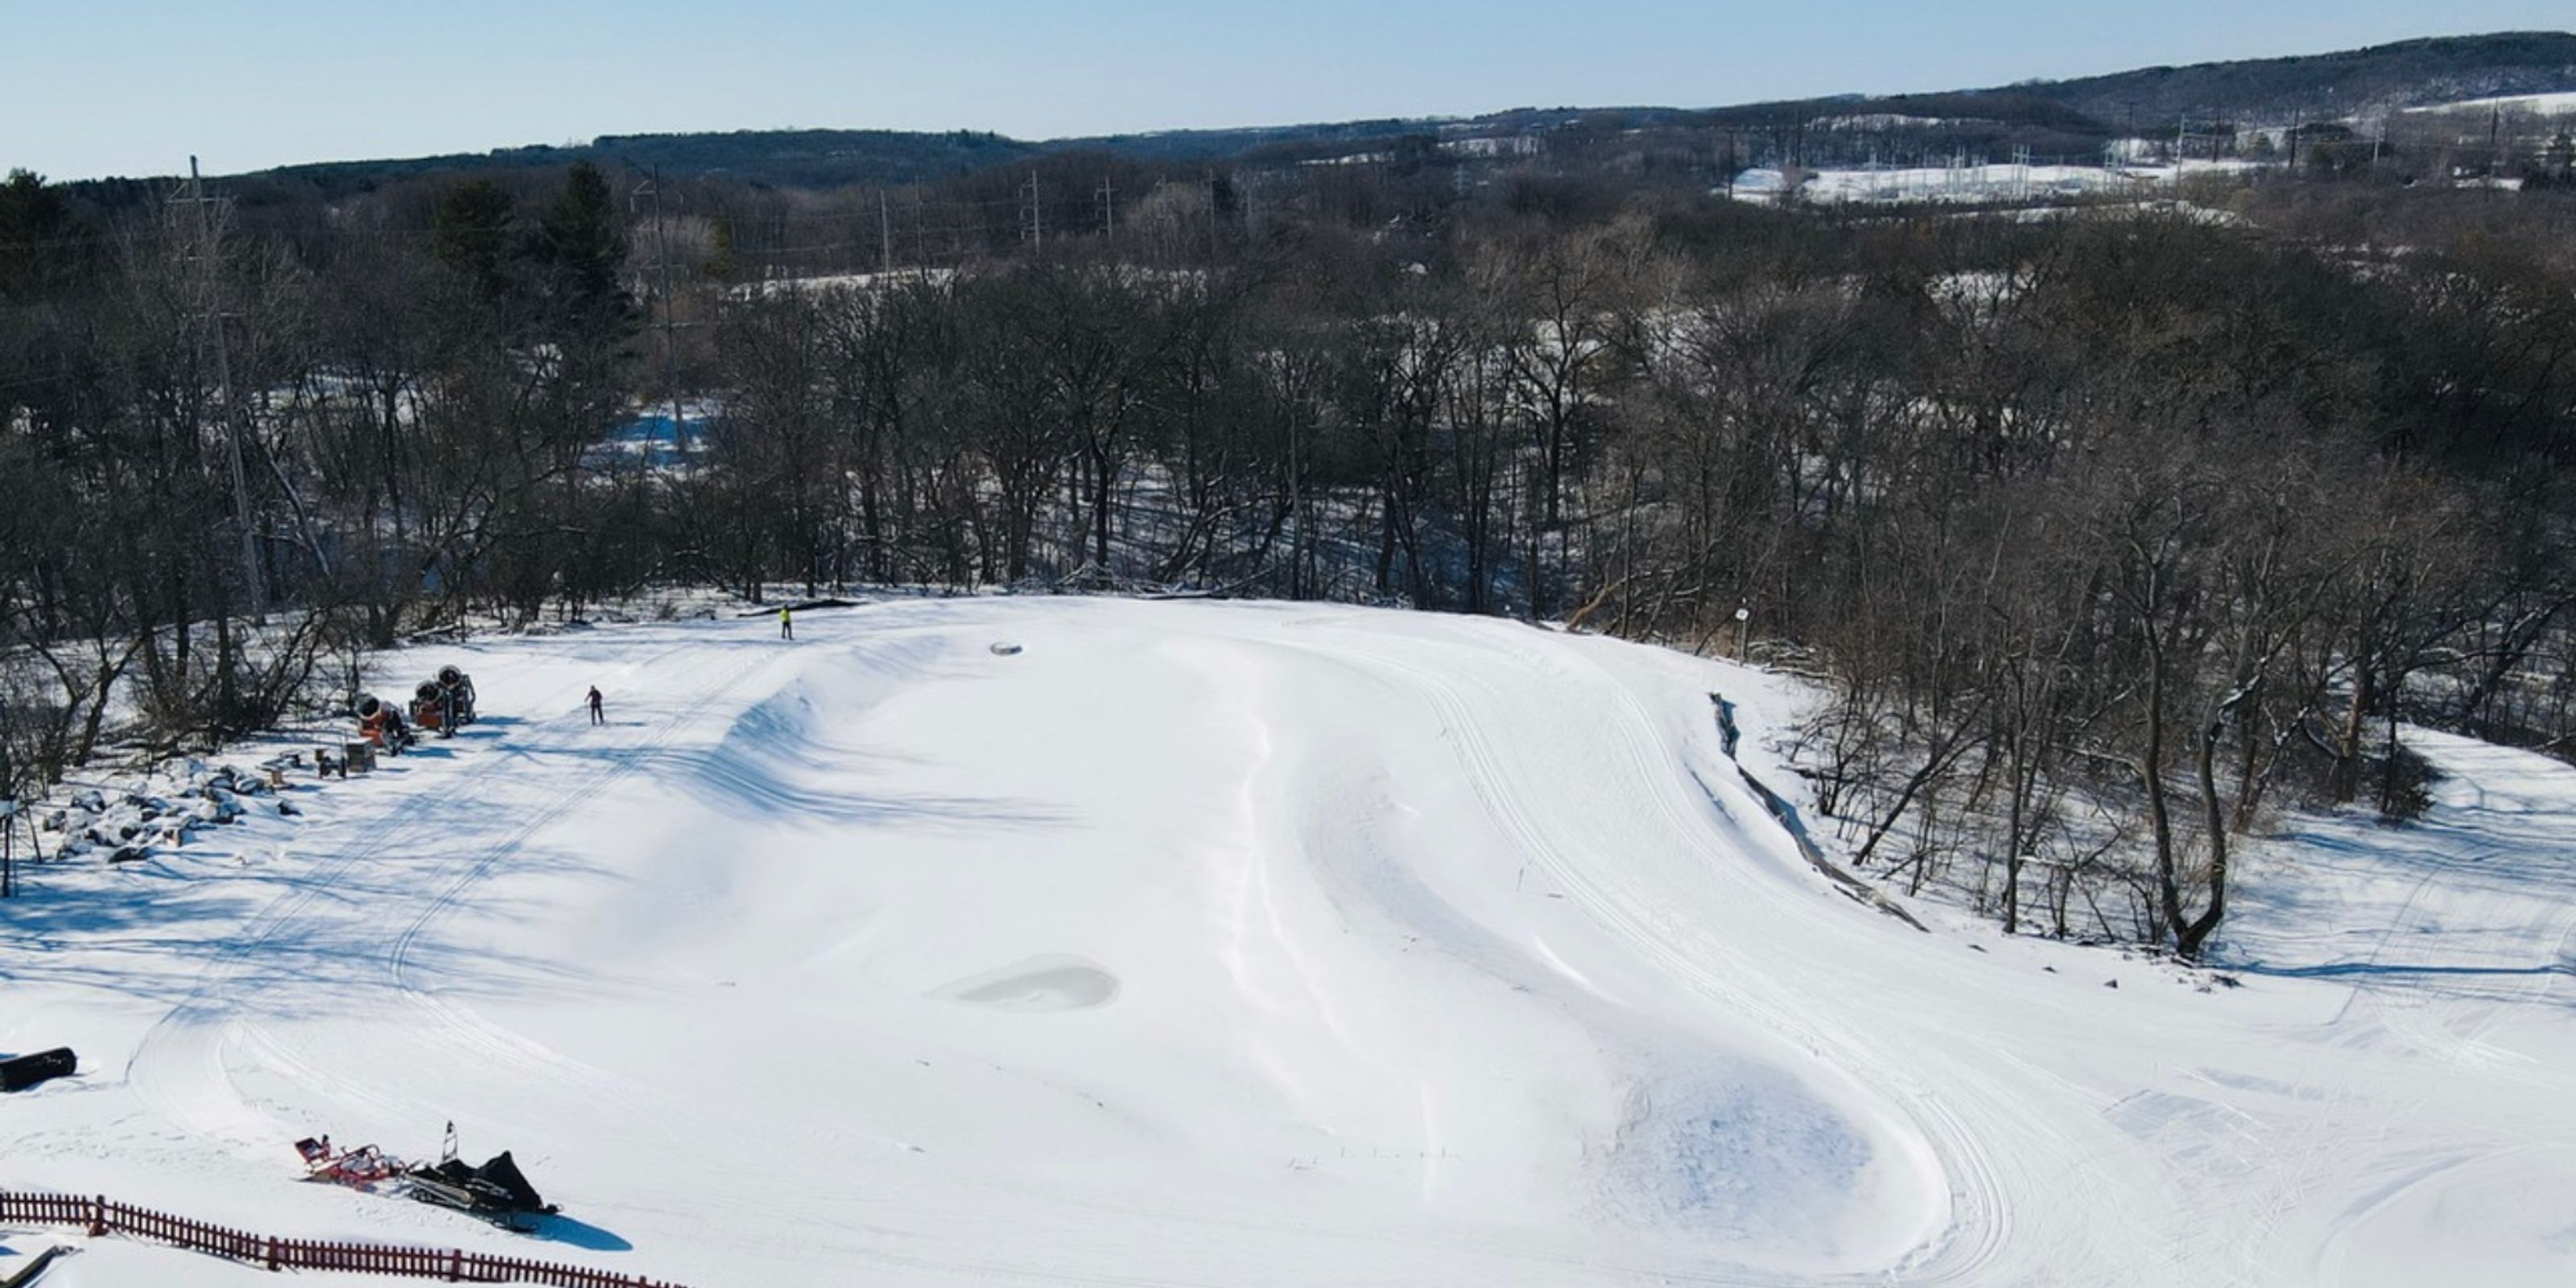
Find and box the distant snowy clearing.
[2405,89,2576,114]
[4,598,2573,1286]
[1727,158,2268,208]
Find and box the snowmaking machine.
[352,692,415,755]
[409,665,479,736]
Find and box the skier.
[586,686,605,726]
[779,605,794,640]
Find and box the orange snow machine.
[353,692,414,753]
[411,667,477,737]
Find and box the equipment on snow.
[353,693,416,754]
[410,681,448,732]
[296,1136,405,1190]
[410,667,478,736]
[293,1123,559,1231]
[406,1150,555,1228]
[0,1047,76,1092]
[437,666,477,719]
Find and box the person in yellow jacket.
[779,605,793,640]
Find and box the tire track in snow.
[127,719,551,1145]
[382,643,785,1104]
[126,634,722,1148]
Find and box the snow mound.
[931,955,1121,1011]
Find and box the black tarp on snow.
[0,1048,76,1092]
[423,1150,547,1212]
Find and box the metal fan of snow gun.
[411,666,479,737]
[352,692,415,755]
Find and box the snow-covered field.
[2405,90,2576,115]
[1730,159,2267,207]
[4,597,2573,1286]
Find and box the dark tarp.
[423,1150,547,1212]
[473,1150,546,1212]
[0,1047,75,1092]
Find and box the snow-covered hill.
[4,598,2573,1286]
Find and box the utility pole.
[880,190,894,275]
[913,196,928,279]
[178,156,263,618]
[651,167,683,461]
[1096,177,1115,239]
[1021,171,1042,254]
[630,167,685,462]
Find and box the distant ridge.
[2004,31,2576,120]
[83,30,2576,198]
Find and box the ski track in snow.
[10,599,2576,1286]
[127,635,744,1147]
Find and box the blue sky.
[4,1,2570,180]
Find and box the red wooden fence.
[0,1191,688,1286]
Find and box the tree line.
[5,154,2574,956]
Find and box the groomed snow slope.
[4,598,2574,1286]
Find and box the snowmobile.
[404,1150,557,1230]
[295,1123,559,1231]
[402,1122,555,1230]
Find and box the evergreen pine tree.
[0,170,78,300]
[430,178,514,303]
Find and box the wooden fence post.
[264,1234,279,1271]
[446,1247,462,1282]
[85,1196,104,1237]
